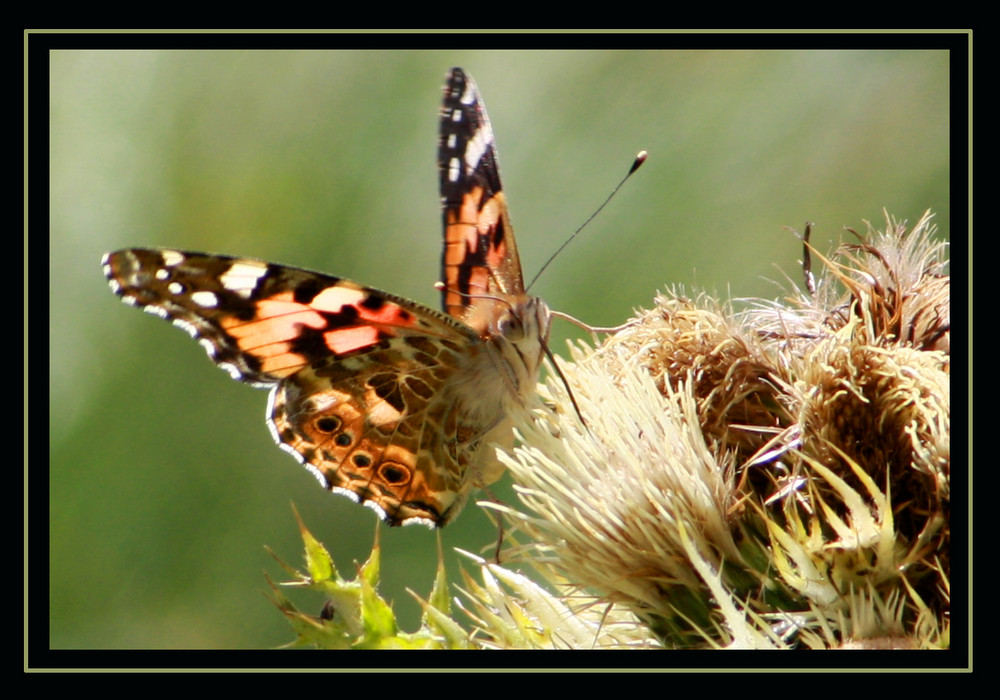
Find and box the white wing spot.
[464,124,493,172]
[265,390,282,436]
[220,260,268,299]
[402,516,436,529]
[332,486,362,504]
[191,291,219,308]
[198,337,218,357]
[143,305,170,320]
[218,361,243,381]
[361,498,387,519]
[155,268,170,281]
[161,250,185,267]
[460,82,476,105]
[172,318,199,338]
[305,464,331,488]
[277,440,306,464]
[167,282,184,295]
[448,156,461,182]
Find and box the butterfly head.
[497,295,551,345]
[476,293,551,406]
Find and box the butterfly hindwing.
[267,334,480,525]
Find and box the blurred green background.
[49,49,950,649]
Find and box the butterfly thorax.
[411,291,544,493]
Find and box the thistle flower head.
[276,211,950,652]
[488,210,950,649]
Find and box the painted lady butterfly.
[103,68,550,527]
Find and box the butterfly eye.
[499,313,525,340]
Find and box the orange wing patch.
[442,187,511,317]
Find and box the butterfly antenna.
[526,150,647,292]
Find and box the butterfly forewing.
[438,68,525,329]
[103,248,471,386]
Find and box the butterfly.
[102,68,551,527]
